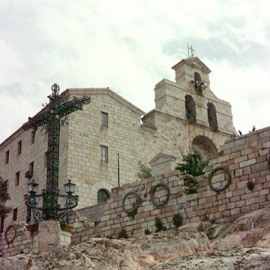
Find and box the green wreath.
[122,191,142,219]
[150,183,171,208]
[208,167,231,193]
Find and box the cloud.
[0,0,270,143]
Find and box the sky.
[0,0,270,144]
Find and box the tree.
[137,161,152,180]
[176,150,209,194]
[0,176,11,233]
[176,150,209,177]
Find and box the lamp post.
[25,179,78,224]
[24,84,90,224]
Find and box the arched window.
[97,189,110,204]
[207,103,218,131]
[185,95,196,123]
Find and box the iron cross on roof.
[23,84,90,217]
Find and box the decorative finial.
[187,43,195,58]
[51,83,60,96]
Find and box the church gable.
[65,88,145,116]
[172,57,211,74]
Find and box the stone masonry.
[70,126,270,243]
[0,125,269,256]
[0,57,235,232]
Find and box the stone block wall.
[0,222,35,257]
[70,127,270,242]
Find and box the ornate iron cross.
[23,84,90,220]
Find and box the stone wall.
[0,57,235,231]
[70,127,270,243]
[0,220,72,257]
[0,222,35,257]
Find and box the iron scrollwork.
[23,84,88,224]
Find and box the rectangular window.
[17,140,22,154]
[26,161,34,178]
[15,171,20,187]
[5,150,9,164]
[100,145,108,163]
[13,208,18,221]
[31,129,36,144]
[101,112,108,127]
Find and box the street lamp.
[64,179,76,194]
[27,179,39,194]
[25,179,78,225]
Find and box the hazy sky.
[0,0,270,143]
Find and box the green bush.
[172,213,183,229]
[144,229,151,235]
[176,150,209,177]
[137,161,152,179]
[155,217,167,232]
[118,228,128,239]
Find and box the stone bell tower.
[154,57,235,155]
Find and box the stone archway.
[91,181,113,205]
[192,136,217,157]
[97,189,110,204]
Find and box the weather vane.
[187,43,195,58]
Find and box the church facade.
[0,57,235,228]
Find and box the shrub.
[137,161,152,179]
[172,213,183,229]
[144,229,151,235]
[118,228,128,239]
[155,217,167,232]
[176,150,209,177]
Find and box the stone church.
[0,57,235,228]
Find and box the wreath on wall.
[208,167,232,193]
[122,191,142,219]
[150,183,171,208]
[5,225,17,245]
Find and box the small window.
[29,161,34,177]
[5,151,9,164]
[31,129,36,144]
[17,140,22,154]
[185,95,196,123]
[101,112,108,127]
[13,208,18,221]
[207,103,218,131]
[15,171,20,187]
[97,189,110,204]
[100,145,108,163]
